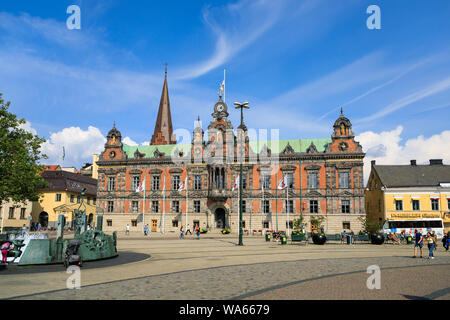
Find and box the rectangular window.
[395,200,403,211]
[107,201,114,213]
[286,221,293,229]
[107,219,112,227]
[412,199,420,211]
[343,222,351,230]
[152,201,159,213]
[339,172,349,189]
[286,173,294,189]
[341,200,350,213]
[132,201,139,213]
[172,201,180,213]
[285,200,294,213]
[77,196,81,203]
[20,208,26,219]
[308,173,318,189]
[263,200,270,213]
[310,200,318,213]
[133,176,141,191]
[55,194,62,202]
[172,220,179,227]
[431,199,439,211]
[194,175,202,190]
[448,199,450,210]
[194,200,200,213]
[107,177,116,191]
[242,174,247,190]
[172,176,180,190]
[8,207,14,219]
[131,220,137,227]
[241,200,246,213]
[152,176,160,190]
[87,197,91,205]
[262,174,271,189]
[242,221,246,228]
[70,195,75,203]
[93,198,96,205]
[263,221,270,229]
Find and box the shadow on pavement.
[0,251,150,275]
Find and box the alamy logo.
[66,5,81,30]
[366,5,381,30]
[66,265,81,289]
[366,265,381,289]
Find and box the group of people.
[413,229,448,259]
[179,224,200,240]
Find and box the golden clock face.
[339,142,348,151]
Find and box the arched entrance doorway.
[215,208,227,229]
[39,212,49,228]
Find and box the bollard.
[265,234,271,242]
[281,236,287,245]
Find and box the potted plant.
[221,228,231,234]
[200,228,208,234]
[360,217,386,245]
[310,215,327,245]
[291,217,306,241]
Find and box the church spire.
[151,65,176,145]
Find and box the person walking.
[126,224,130,236]
[413,229,423,258]
[1,241,11,264]
[442,233,449,251]
[179,225,184,239]
[144,224,149,236]
[426,232,437,259]
[186,224,192,235]
[195,224,200,240]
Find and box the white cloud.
[122,136,138,146]
[41,126,106,167]
[19,121,37,135]
[357,126,450,185]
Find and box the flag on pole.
[178,177,187,192]
[62,146,65,161]
[135,179,146,192]
[278,175,288,190]
[232,174,239,191]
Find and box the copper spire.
[151,66,176,145]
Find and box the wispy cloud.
[173,0,289,80]
[355,76,450,123]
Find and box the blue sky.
[1,0,449,175]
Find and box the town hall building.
[96,70,366,234]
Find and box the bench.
[354,234,370,243]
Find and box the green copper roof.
[248,139,331,154]
[123,138,331,159]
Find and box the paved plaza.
[1,233,449,300]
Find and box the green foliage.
[0,93,47,204]
[310,215,325,230]
[358,216,385,233]
[293,216,306,231]
[221,228,231,234]
[200,228,208,234]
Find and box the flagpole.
[185,177,188,229]
[223,69,226,103]
[275,170,278,231]
[162,171,166,234]
[1,202,5,234]
[143,179,146,232]
[287,183,290,237]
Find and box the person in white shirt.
[186,224,192,235]
[126,224,130,235]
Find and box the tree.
[0,93,47,205]
[310,215,325,232]
[293,216,306,232]
[358,216,385,233]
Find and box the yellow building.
[31,169,97,229]
[366,159,450,233]
[0,199,32,231]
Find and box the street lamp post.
[234,101,249,246]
